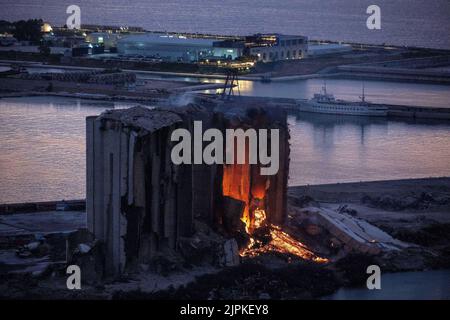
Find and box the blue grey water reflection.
[1,96,450,203]
[288,112,450,186]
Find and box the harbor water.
[324,270,450,300]
[1,89,450,203]
[1,0,449,50]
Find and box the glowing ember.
[239,207,328,263]
[241,215,251,234]
[253,208,266,230]
[222,161,327,263]
[240,224,328,263]
[268,225,329,263]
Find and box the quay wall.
[0,199,85,215]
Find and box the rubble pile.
[362,192,450,211]
[20,70,136,85]
[113,262,340,300]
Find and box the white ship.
[297,84,388,117]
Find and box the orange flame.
[221,145,327,263]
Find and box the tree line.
[0,19,44,43]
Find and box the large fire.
[240,211,328,263]
[222,166,327,263]
[222,143,328,263]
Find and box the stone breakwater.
[20,70,136,85]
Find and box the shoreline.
[1,176,449,212]
[290,176,450,190]
[2,40,450,85]
[1,176,448,299]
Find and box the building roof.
[118,33,217,47]
[252,33,307,39]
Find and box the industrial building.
[117,33,243,62]
[86,32,122,50]
[247,34,308,62]
[111,32,309,63]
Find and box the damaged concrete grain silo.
[86,99,290,277]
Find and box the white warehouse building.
[117,33,243,62]
[248,34,308,62]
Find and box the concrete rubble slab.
[99,105,183,134]
[0,211,85,276]
[304,206,410,254]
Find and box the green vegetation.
[0,19,43,43]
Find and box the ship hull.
[297,101,388,117]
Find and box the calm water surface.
[0,97,147,203]
[325,270,450,300]
[136,75,450,108]
[205,78,450,108]
[289,113,450,186]
[1,0,449,49]
[1,94,450,203]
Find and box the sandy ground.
[289,177,450,228]
[288,177,450,270]
[0,211,85,237]
[0,77,191,96]
[290,177,450,200]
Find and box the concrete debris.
[304,220,324,236]
[98,105,183,134]
[20,70,100,82]
[336,204,358,216]
[65,229,105,283]
[87,102,289,277]
[25,241,40,251]
[69,239,104,284]
[298,207,410,255]
[178,235,219,266]
[289,195,320,208]
[362,192,450,211]
[66,229,95,261]
[20,70,136,85]
[149,250,185,275]
[258,292,271,299]
[178,221,240,268]
[77,243,92,254]
[87,72,136,85]
[17,240,49,258]
[223,239,240,267]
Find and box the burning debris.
[84,97,327,279]
[240,224,328,263]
